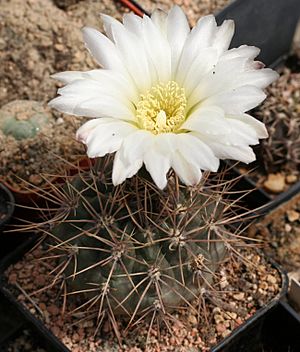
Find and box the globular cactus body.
[44,158,237,325]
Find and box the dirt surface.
[0,100,85,191]
[137,0,232,26]
[0,0,129,108]
[1,329,46,352]
[6,245,281,351]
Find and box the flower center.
[136,81,187,134]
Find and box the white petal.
[221,45,260,61]
[151,9,168,34]
[121,130,154,164]
[187,56,248,107]
[123,13,143,34]
[82,27,125,73]
[111,21,154,92]
[79,119,136,158]
[49,95,135,121]
[237,68,279,89]
[51,71,84,84]
[176,134,219,171]
[182,106,231,135]
[213,19,234,54]
[100,14,123,42]
[225,119,259,146]
[176,15,217,82]
[52,70,139,103]
[112,150,143,185]
[181,48,218,97]
[196,134,256,164]
[166,6,190,77]
[201,85,267,114]
[144,143,171,189]
[171,151,202,186]
[229,113,268,139]
[141,15,171,83]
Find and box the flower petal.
[213,19,234,54]
[82,27,125,73]
[166,6,190,77]
[228,113,268,138]
[77,118,136,158]
[112,150,143,185]
[201,85,267,114]
[144,143,171,189]
[171,151,202,186]
[176,133,219,171]
[182,106,231,135]
[121,130,154,164]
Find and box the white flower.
[49,6,278,189]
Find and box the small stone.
[287,210,300,222]
[48,304,60,316]
[188,314,198,326]
[216,323,226,334]
[285,224,292,232]
[233,292,245,300]
[29,174,43,185]
[214,314,224,324]
[266,274,277,285]
[54,43,64,51]
[221,329,231,338]
[226,312,237,320]
[263,173,285,193]
[286,174,298,184]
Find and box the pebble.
[263,173,286,193]
[287,210,300,222]
[286,174,298,184]
[233,292,245,300]
[266,274,277,285]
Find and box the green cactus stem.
[35,156,245,335]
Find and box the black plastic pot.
[0,183,32,261]
[0,183,15,230]
[0,236,289,352]
[213,300,300,352]
[131,0,300,67]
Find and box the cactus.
[0,100,50,141]
[37,156,243,335]
[256,66,300,173]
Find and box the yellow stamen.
[136,81,187,134]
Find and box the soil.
[0,100,85,191]
[1,329,46,352]
[0,0,128,108]
[248,192,300,274]
[136,0,232,26]
[5,245,281,351]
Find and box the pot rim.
[0,183,15,227]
